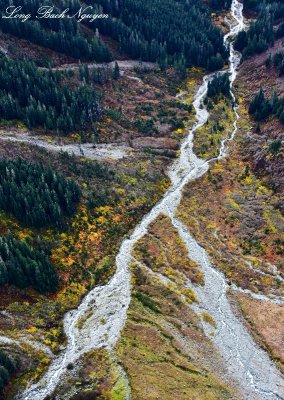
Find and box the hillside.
[0,1,283,399]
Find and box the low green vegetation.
[194,97,235,159]
[269,139,282,154]
[117,266,232,400]
[203,312,217,328]
[0,158,81,228]
[134,291,161,313]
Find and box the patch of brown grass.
[234,293,284,372]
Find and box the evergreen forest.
[235,1,284,59]
[266,51,284,76]
[0,350,16,393]
[0,235,58,292]
[0,0,111,62]
[0,158,81,228]
[89,0,228,70]
[0,57,101,133]
[0,0,231,70]
[209,0,232,9]
[249,88,284,123]
[207,73,231,99]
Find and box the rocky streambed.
[18,1,284,399]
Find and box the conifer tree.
[112,62,120,80]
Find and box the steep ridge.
[19,1,284,399]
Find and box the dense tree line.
[266,51,284,75]
[87,0,228,70]
[0,159,81,228]
[243,0,284,19]
[0,235,58,292]
[276,22,284,39]
[207,73,231,99]
[0,0,111,62]
[79,62,120,84]
[235,2,284,59]
[249,88,284,123]
[209,0,232,10]
[0,350,16,393]
[0,57,101,133]
[0,0,229,70]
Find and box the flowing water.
[20,1,284,399]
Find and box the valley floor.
[0,7,283,399]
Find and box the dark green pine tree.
[112,62,120,80]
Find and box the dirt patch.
[131,136,179,151]
[0,31,76,67]
[232,293,284,372]
[238,39,284,100]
